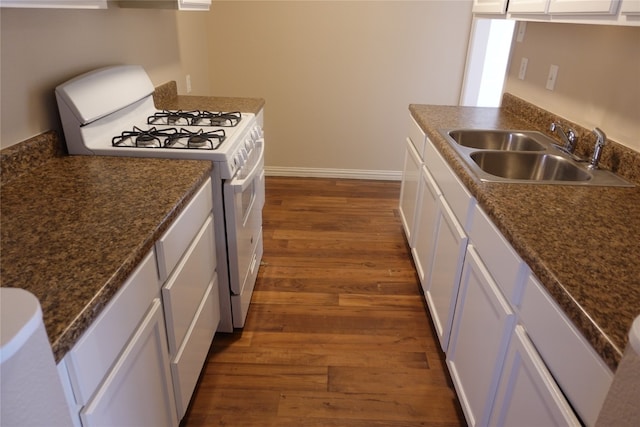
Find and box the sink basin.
[470,152,591,182]
[437,128,634,187]
[448,130,546,151]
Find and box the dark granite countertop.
[410,94,640,371]
[0,133,212,362]
[153,81,266,114]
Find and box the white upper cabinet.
[621,0,640,13]
[547,0,620,14]
[118,0,211,11]
[472,0,509,13]
[0,0,106,8]
[508,0,550,13]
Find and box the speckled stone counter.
[0,132,212,362]
[153,81,265,114]
[410,94,640,370]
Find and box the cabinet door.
[423,196,467,352]
[0,0,106,8]
[399,138,422,247]
[81,299,178,427]
[548,0,619,14]
[621,0,640,13]
[412,166,441,286]
[508,0,549,13]
[447,246,515,427]
[489,325,581,427]
[472,0,509,13]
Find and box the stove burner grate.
[192,111,241,127]
[147,110,241,127]
[147,110,197,126]
[165,128,226,150]
[112,126,178,148]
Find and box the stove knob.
[245,138,255,151]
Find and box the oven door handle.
[230,139,264,193]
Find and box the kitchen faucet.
[550,122,578,154]
[588,128,607,170]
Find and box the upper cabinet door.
[508,0,549,13]
[118,0,211,11]
[548,0,620,14]
[0,0,106,7]
[178,0,210,11]
[621,0,640,13]
[472,0,509,13]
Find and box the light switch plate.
[518,58,528,80]
[186,75,192,93]
[546,65,559,91]
[516,21,527,42]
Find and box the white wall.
[0,6,209,149]
[205,1,474,176]
[504,22,640,151]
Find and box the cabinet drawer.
[423,137,474,228]
[171,276,220,419]
[469,204,526,304]
[163,215,216,356]
[156,177,212,282]
[408,114,426,160]
[519,274,613,426]
[67,250,158,405]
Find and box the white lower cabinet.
[80,299,177,427]
[447,246,516,427]
[405,114,613,426]
[412,166,441,285]
[62,250,178,427]
[489,325,581,427]
[58,177,219,426]
[423,194,468,352]
[399,137,422,247]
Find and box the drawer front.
[469,204,526,304]
[408,114,426,161]
[171,277,220,419]
[423,137,474,228]
[156,177,213,282]
[68,250,158,405]
[163,215,216,355]
[519,274,613,426]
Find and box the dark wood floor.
[181,176,466,426]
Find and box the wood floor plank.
[181,177,465,426]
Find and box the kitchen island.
[409,93,640,371]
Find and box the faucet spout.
[588,128,607,170]
[550,122,578,153]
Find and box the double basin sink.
[438,129,633,187]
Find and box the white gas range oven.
[55,65,264,333]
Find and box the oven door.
[223,140,265,327]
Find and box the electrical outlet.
[186,75,192,93]
[546,65,559,91]
[516,21,527,42]
[518,58,528,80]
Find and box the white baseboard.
[264,166,402,181]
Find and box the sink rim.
[469,151,592,182]
[447,129,548,152]
[437,128,635,187]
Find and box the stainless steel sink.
[470,152,591,182]
[438,128,634,187]
[448,130,546,151]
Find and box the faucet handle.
[593,128,607,146]
[589,128,607,170]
